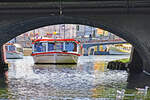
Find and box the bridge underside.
[0,1,150,75]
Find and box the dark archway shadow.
[127,72,150,89]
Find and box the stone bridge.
[0,0,150,76]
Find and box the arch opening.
[1,16,145,71]
[0,16,148,99]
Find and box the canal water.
[1,55,150,99]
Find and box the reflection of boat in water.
[5,43,23,59]
[108,43,132,55]
[33,64,77,74]
[32,39,81,64]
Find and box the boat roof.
[5,43,22,48]
[32,39,80,44]
[5,43,13,45]
[13,43,22,48]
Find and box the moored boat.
[5,43,23,59]
[31,39,82,64]
[108,43,132,55]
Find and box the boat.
[5,43,23,59]
[31,39,82,64]
[88,45,109,55]
[108,43,132,55]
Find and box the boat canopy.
[32,39,79,53]
[32,39,80,44]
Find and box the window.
[56,42,63,51]
[65,42,77,52]
[76,25,79,31]
[8,45,16,51]
[48,43,54,51]
[34,42,46,52]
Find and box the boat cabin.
[32,39,81,55]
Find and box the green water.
[0,77,8,99]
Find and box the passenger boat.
[31,39,82,64]
[108,43,132,55]
[88,45,109,55]
[5,43,23,59]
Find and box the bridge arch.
[0,15,147,74]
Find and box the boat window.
[65,42,77,52]
[8,45,16,51]
[41,43,47,52]
[34,42,42,52]
[56,42,63,51]
[34,42,46,52]
[48,43,54,51]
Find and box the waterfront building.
[7,24,125,48]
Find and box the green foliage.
[115,58,129,63]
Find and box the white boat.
[31,39,82,64]
[109,43,132,55]
[5,43,23,59]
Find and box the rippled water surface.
[1,55,150,99]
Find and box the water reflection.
[33,64,77,75]
[0,55,149,99]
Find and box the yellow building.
[97,28,109,36]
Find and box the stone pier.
[0,46,8,77]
